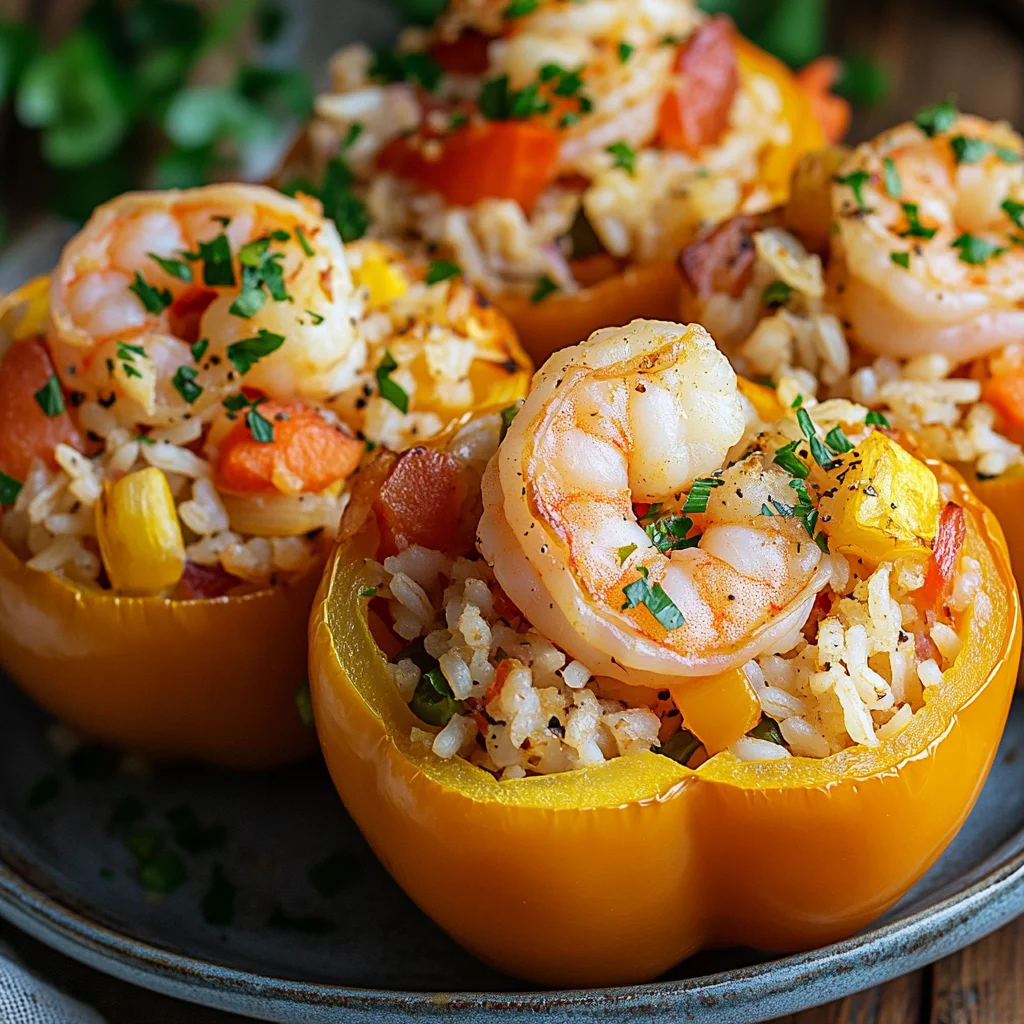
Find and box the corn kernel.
[353,254,408,310]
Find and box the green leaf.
[1002,198,1024,231]
[425,259,462,285]
[748,715,785,745]
[745,0,824,68]
[295,226,314,257]
[530,275,559,303]
[191,338,209,362]
[226,328,285,374]
[761,280,793,308]
[164,86,270,149]
[503,0,538,18]
[195,233,235,287]
[617,543,638,563]
[34,375,66,417]
[617,41,634,63]
[643,513,699,553]
[606,140,637,176]
[951,233,1005,265]
[230,287,266,318]
[658,728,701,766]
[796,406,834,467]
[890,251,910,269]
[246,404,275,443]
[409,667,464,726]
[865,409,890,428]
[129,271,173,313]
[148,252,192,282]
[375,349,409,414]
[370,49,443,92]
[202,863,236,926]
[321,156,369,242]
[824,425,853,453]
[171,365,203,404]
[883,157,901,198]
[621,566,685,630]
[914,99,958,138]
[899,202,937,240]
[834,170,870,211]
[500,403,519,440]
[682,477,723,514]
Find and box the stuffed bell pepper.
[310,318,1020,985]
[0,183,529,768]
[285,0,844,363]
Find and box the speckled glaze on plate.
[0,672,1021,1024]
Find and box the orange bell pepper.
[669,667,761,755]
[308,437,1020,986]
[797,56,853,146]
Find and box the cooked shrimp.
[477,319,831,685]
[49,184,362,427]
[832,111,1024,362]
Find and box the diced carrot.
[374,445,472,557]
[658,16,739,155]
[173,561,242,600]
[215,401,364,496]
[918,502,967,613]
[377,119,561,211]
[168,288,218,345]
[429,31,492,75]
[0,337,83,483]
[796,57,851,146]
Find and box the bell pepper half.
[308,440,1019,986]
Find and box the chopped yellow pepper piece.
[669,667,762,755]
[818,431,940,565]
[352,252,409,310]
[95,467,186,595]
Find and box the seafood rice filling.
[365,320,977,774]
[0,185,527,596]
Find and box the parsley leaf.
[914,100,958,138]
[171,365,203,404]
[34,375,65,416]
[295,225,314,257]
[883,156,901,197]
[607,140,636,176]
[796,407,834,467]
[835,170,870,211]
[195,234,235,287]
[425,259,462,285]
[370,49,442,92]
[375,349,409,414]
[762,280,793,308]
[129,272,172,313]
[530,274,559,303]
[890,251,910,269]
[772,439,809,479]
[226,329,285,375]
[824,425,854,453]
[952,233,1005,265]
[621,566,684,630]
[950,135,993,164]
[246,402,275,443]
[643,513,699,553]
[900,202,937,239]
[1002,198,1024,230]
[617,41,634,63]
[865,409,891,427]
[116,341,146,379]
[147,252,192,282]
[321,155,369,242]
[617,543,637,563]
[503,0,538,17]
[0,471,23,505]
[191,338,209,362]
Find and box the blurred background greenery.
[0,0,888,245]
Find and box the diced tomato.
[678,215,758,300]
[215,401,364,496]
[374,445,472,557]
[918,503,967,612]
[0,337,83,483]
[429,31,492,75]
[168,288,218,345]
[174,562,242,600]
[377,120,561,211]
[658,16,739,155]
[796,57,851,145]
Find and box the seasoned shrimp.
[832,111,1024,362]
[49,185,361,427]
[477,319,831,685]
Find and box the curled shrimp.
[477,319,831,685]
[49,184,362,428]
[832,112,1024,362]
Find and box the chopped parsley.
[824,425,854,453]
[230,235,290,317]
[883,157,901,198]
[478,74,550,120]
[1001,198,1024,230]
[796,406,835,467]
[500,403,519,440]
[900,202,937,239]
[503,0,538,17]
[129,272,172,314]
[890,251,910,269]
[402,642,465,726]
[226,329,285,375]
[617,41,634,63]
[342,123,363,150]
[34,375,65,417]
[835,170,870,211]
[295,225,314,257]
[748,715,785,745]
[191,338,209,362]
[865,409,891,427]
[194,234,236,287]
[375,349,409,414]
[116,341,146,379]
[914,100,957,138]
[761,280,793,308]
[147,252,193,282]
[425,259,462,285]
[305,309,325,325]
[558,111,581,128]
[321,155,370,242]
[370,49,443,92]
[246,403,275,444]
[171,365,203,404]
[682,477,723,514]
[539,63,585,98]
[952,233,1006,265]
[659,728,701,766]
[617,543,637,563]
[642,511,699,553]
[202,864,236,927]
[606,141,637,176]
[0,472,22,506]
[949,136,1019,165]
[621,566,684,630]
[772,439,809,478]
[530,274,559,303]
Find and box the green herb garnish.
[643,513,699,553]
[621,566,684,630]
[129,271,172,313]
[682,477,723,514]
[1001,198,1024,230]
[191,338,209,362]
[824,425,854,453]
[226,329,285,375]
[530,274,559,303]
[370,49,443,92]
[951,233,1005,265]
[617,543,637,564]
[865,409,890,427]
[195,234,235,287]
[900,202,937,239]
[246,403,275,444]
[835,170,870,211]
[171,365,202,404]
[409,667,464,726]
[425,259,462,285]
[883,156,901,197]
[606,140,637,176]
[617,41,634,63]
[503,0,538,18]
[500,403,519,440]
[34,374,65,416]
[890,251,910,269]
[914,100,957,137]
[0,471,23,506]
[375,349,409,414]
[295,225,314,257]
[147,252,193,282]
[773,439,809,478]
[659,728,701,766]
[761,280,793,308]
[748,715,785,745]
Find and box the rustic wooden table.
[1,0,1022,1020]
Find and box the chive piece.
[267,906,335,934]
[617,41,634,63]
[28,775,60,808]
[835,170,870,211]
[34,375,65,417]
[658,728,701,766]
[883,156,901,197]
[761,280,793,308]
[606,141,637,176]
[824,425,854,453]
[951,233,1006,265]
[295,683,314,728]
[900,202,937,239]
[890,251,910,269]
[308,851,360,897]
[772,440,810,479]
[617,542,638,563]
[295,225,315,257]
[226,329,285,375]
[530,274,559,303]
[748,715,785,745]
[865,409,891,427]
[171,366,203,404]
[202,864,236,927]
[791,395,803,409]
[375,350,409,414]
[796,406,834,467]
[246,404,275,444]
[500,403,519,440]
[682,477,723,514]
[191,338,209,362]
[789,478,820,538]
[621,566,684,630]
[425,259,462,285]
[503,0,538,17]
[129,272,173,314]
[1001,198,1024,230]
[196,234,235,287]
[0,471,23,506]
[147,252,193,282]
[914,100,958,138]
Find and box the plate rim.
[1,829,1022,1023]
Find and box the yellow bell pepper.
[308,440,1020,986]
[818,431,940,565]
[669,667,762,755]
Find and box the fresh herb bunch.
[0,0,312,226]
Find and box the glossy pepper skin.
[308,446,1020,986]
[498,39,825,367]
[0,278,530,768]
